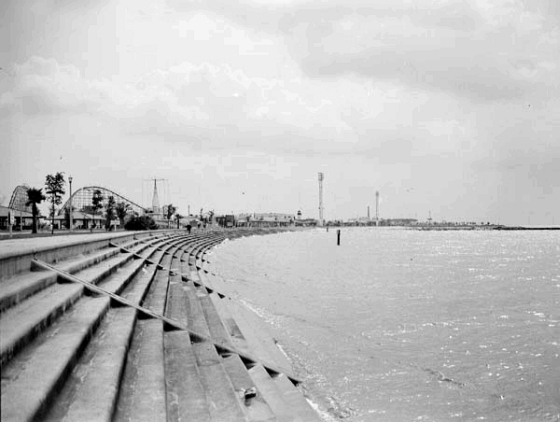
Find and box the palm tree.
[165,204,177,228]
[26,188,46,234]
[105,196,116,231]
[91,189,104,231]
[45,172,65,234]
[115,202,130,229]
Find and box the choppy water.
[209,228,560,422]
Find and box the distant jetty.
[415,224,560,231]
[492,226,560,231]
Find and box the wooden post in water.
[337,229,341,246]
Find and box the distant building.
[382,218,418,226]
[227,212,296,228]
[51,210,107,230]
[295,218,318,227]
[0,205,34,230]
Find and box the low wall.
[0,230,181,279]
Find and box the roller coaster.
[8,185,33,214]
[59,186,147,215]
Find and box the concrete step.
[0,281,84,365]
[0,232,161,280]
[164,331,211,422]
[249,365,300,422]
[274,374,322,422]
[61,250,135,288]
[41,251,165,421]
[221,353,276,422]
[183,282,213,338]
[159,253,172,270]
[1,235,182,406]
[200,270,230,296]
[96,255,147,295]
[209,293,248,350]
[193,340,249,422]
[0,235,158,313]
[199,294,235,349]
[142,268,169,314]
[114,319,167,422]
[165,277,192,327]
[222,299,293,376]
[198,270,216,292]
[0,268,65,314]
[170,256,182,274]
[0,244,155,365]
[120,261,159,304]
[0,231,318,422]
[43,307,137,422]
[0,296,111,422]
[143,247,165,265]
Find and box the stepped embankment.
[0,228,321,422]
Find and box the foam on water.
[211,228,560,422]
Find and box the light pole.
[69,176,73,232]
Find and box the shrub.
[124,215,157,231]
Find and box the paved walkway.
[0,229,112,239]
[0,232,136,260]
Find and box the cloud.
[1,56,368,157]
[0,52,531,166]
[166,0,560,102]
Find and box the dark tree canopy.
[115,201,130,228]
[45,172,65,234]
[26,187,46,234]
[92,189,104,214]
[89,189,104,230]
[166,204,176,221]
[165,203,177,228]
[45,173,66,203]
[124,215,157,231]
[105,195,116,230]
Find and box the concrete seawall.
[0,228,321,421]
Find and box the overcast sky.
[1,0,559,225]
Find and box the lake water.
[209,228,560,422]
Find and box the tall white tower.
[145,177,165,214]
[375,191,380,226]
[152,179,160,213]
[318,172,324,226]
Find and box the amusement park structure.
[0,185,34,230]
[8,185,33,214]
[59,186,147,216]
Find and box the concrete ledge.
[0,230,181,279]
